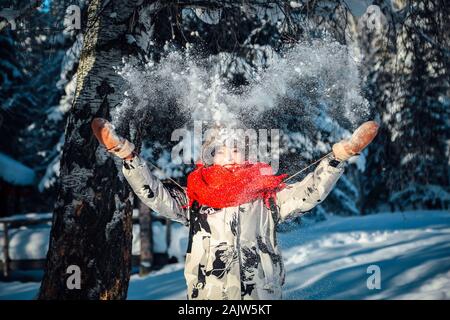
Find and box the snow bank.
[279,211,450,299]
[0,152,36,186]
[132,220,188,259]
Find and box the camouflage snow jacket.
[123,155,344,300]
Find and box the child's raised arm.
[276,155,344,222]
[91,118,188,224]
[122,156,188,224]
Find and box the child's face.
[213,145,244,166]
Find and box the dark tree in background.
[361,0,450,212]
[0,0,85,212]
[386,0,449,209]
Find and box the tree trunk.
[39,0,141,300]
[138,200,153,276]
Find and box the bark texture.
[39,0,142,299]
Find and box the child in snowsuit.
[92,119,378,300]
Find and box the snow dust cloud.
[112,38,372,170]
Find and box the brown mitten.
[91,118,135,159]
[332,121,379,161]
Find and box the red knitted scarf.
[186,162,287,209]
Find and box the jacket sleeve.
[276,155,345,222]
[122,155,189,225]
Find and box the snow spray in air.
[113,38,372,168]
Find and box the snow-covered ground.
[1,210,449,300]
[279,210,450,299]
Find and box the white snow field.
[0,210,449,300]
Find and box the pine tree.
[387,0,450,209]
[362,0,450,212]
[0,0,86,212]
